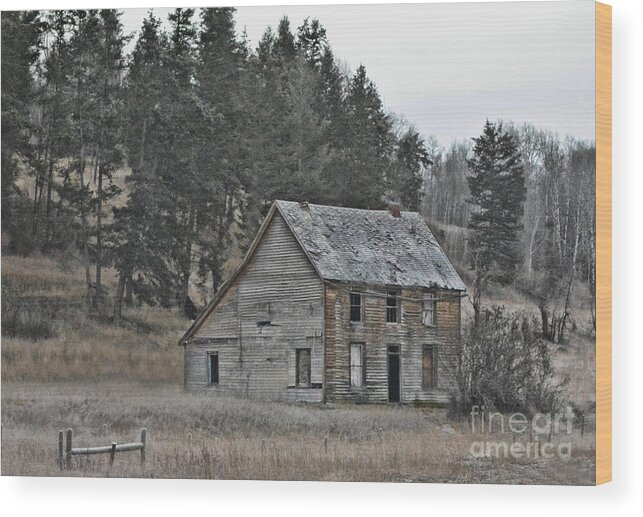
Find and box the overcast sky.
[120,1,595,146]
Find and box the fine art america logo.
[469,405,574,460]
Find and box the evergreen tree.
[30,10,75,249]
[65,10,103,308]
[326,65,393,209]
[256,26,275,69]
[392,128,431,211]
[123,11,164,173]
[50,10,127,308]
[296,17,327,68]
[39,11,80,253]
[195,7,247,295]
[273,16,296,63]
[1,11,44,252]
[245,21,289,209]
[467,121,526,322]
[314,46,347,176]
[278,55,330,202]
[112,11,167,318]
[91,9,128,306]
[162,8,200,309]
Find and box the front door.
[387,345,401,402]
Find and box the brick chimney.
[388,202,401,218]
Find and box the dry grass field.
[1,382,595,484]
[1,254,596,484]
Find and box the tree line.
[2,8,595,344]
[2,8,429,320]
[423,122,595,343]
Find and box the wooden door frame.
[387,344,401,403]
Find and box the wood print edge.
[595,0,612,486]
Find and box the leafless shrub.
[449,306,568,418]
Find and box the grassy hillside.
[1,254,187,383]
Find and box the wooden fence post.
[58,430,64,470]
[324,436,328,454]
[65,428,73,469]
[109,442,117,469]
[140,428,147,467]
[56,427,150,471]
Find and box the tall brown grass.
[1,382,596,484]
[2,254,187,382]
[1,304,185,382]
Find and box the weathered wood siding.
[185,212,324,402]
[324,283,461,404]
[184,338,243,390]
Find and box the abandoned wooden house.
[179,200,466,404]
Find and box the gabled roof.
[180,200,465,344]
[275,200,466,291]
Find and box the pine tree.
[65,10,103,309]
[38,11,75,251]
[91,9,128,306]
[296,17,327,68]
[50,10,127,308]
[256,26,275,69]
[28,10,76,250]
[326,65,394,209]
[163,8,200,309]
[392,128,431,211]
[245,21,290,212]
[273,16,296,63]
[1,11,44,252]
[467,121,526,323]
[123,11,164,173]
[195,7,247,295]
[279,55,330,202]
[112,11,166,319]
[313,47,347,199]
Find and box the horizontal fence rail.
[58,428,146,470]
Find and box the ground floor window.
[350,343,365,388]
[422,345,437,388]
[208,352,219,385]
[296,348,311,387]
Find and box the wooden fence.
[58,428,146,470]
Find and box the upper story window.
[386,290,400,323]
[349,292,363,322]
[422,294,437,327]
